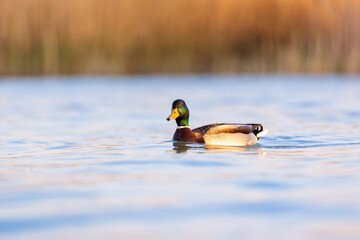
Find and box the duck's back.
[192,123,264,146]
[192,123,262,134]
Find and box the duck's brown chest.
[172,128,203,143]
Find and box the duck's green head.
[166,99,189,127]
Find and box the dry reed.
[0,0,360,75]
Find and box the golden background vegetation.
[0,0,359,75]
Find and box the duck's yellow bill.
[167,108,180,121]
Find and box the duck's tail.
[253,125,268,139]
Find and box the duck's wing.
[192,123,262,135]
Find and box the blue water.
[0,75,360,240]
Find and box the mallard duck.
[167,99,267,146]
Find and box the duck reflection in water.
[172,141,261,154]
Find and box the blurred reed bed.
[0,0,360,75]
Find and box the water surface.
[0,75,360,240]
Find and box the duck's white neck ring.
[177,126,190,129]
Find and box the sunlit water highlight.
[0,75,360,240]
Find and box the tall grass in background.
[0,0,360,75]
